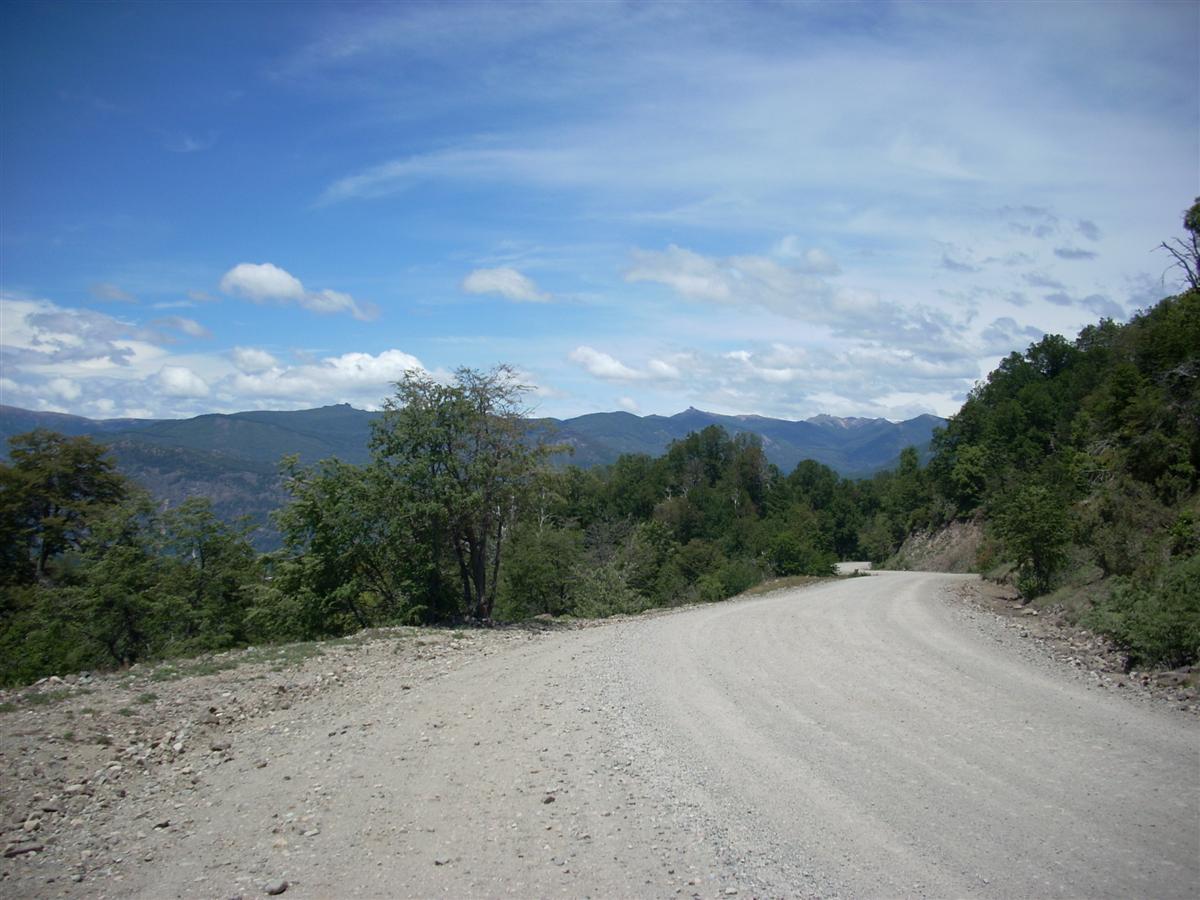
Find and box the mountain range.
[1,404,945,547]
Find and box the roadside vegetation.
[2,202,1197,684]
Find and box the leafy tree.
[1,430,128,582]
[371,366,551,620]
[159,498,259,649]
[275,456,431,628]
[994,486,1070,598]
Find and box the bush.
[1084,554,1200,668]
[566,559,644,618]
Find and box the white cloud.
[626,245,735,304]
[224,348,424,407]
[219,263,306,302]
[568,346,641,381]
[218,262,378,320]
[156,365,210,398]
[47,377,82,401]
[461,267,550,302]
[617,396,640,413]
[566,346,687,383]
[229,346,279,373]
[774,238,841,274]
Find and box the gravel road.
[7,571,1198,899]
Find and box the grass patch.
[136,691,157,704]
[117,706,135,717]
[0,701,17,714]
[62,730,75,742]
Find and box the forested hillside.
[911,285,1200,667]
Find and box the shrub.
[1084,553,1200,668]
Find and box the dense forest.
[2,210,1198,686]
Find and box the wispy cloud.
[1054,247,1098,260]
[89,282,137,303]
[164,132,217,153]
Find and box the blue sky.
[2,0,1197,422]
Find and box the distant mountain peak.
[805,414,882,429]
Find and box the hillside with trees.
[2,205,1197,685]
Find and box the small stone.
[542,795,556,804]
[725,890,739,896]
[264,879,288,895]
[210,741,231,752]
[434,857,452,866]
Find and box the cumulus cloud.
[218,262,378,320]
[156,365,210,398]
[1,295,156,368]
[47,377,82,401]
[220,263,306,302]
[229,346,279,373]
[225,348,424,406]
[568,346,642,381]
[461,267,550,302]
[89,282,137,303]
[617,396,640,413]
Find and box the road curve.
[104,571,1197,899]
[612,571,1199,898]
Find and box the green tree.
[159,498,259,650]
[372,366,551,620]
[1,430,128,582]
[995,484,1069,597]
[275,456,431,629]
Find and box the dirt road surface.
[5,571,1198,898]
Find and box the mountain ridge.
[1,403,945,547]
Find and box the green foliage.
[0,433,263,685]
[372,366,550,620]
[993,485,1070,597]
[0,430,128,583]
[495,522,583,619]
[566,558,644,617]
[1085,554,1200,668]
